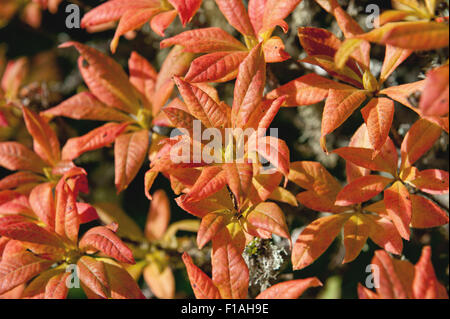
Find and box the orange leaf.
[266,73,354,107]
[360,97,395,152]
[260,0,302,34]
[379,45,412,85]
[114,129,149,193]
[145,189,170,241]
[173,76,230,128]
[55,180,80,243]
[256,278,322,299]
[343,213,371,263]
[60,41,140,114]
[384,181,412,240]
[62,122,129,161]
[232,42,266,129]
[214,0,255,37]
[81,0,156,28]
[103,260,145,299]
[292,213,351,270]
[182,252,221,299]
[358,21,449,50]
[22,107,61,166]
[161,27,247,53]
[143,263,175,299]
[185,51,248,83]
[335,175,393,206]
[419,64,449,117]
[410,169,449,195]
[0,251,53,295]
[211,228,249,299]
[410,194,449,228]
[413,246,449,299]
[247,202,289,240]
[0,215,63,248]
[333,138,398,176]
[44,272,70,299]
[111,8,160,53]
[42,92,132,122]
[77,256,110,299]
[150,10,178,37]
[197,212,228,249]
[321,89,367,138]
[363,214,403,256]
[168,0,202,26]
[400,118,442,170]
[184,167,227,203]
[379,80,425,111]
[0,142,46,173]
[79,226,135,264]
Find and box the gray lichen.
[243,237,289,297]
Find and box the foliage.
[0,0,448,299]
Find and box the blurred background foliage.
[0,0,448,299]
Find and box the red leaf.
[0,171,41,191]
[248,0,267,34]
